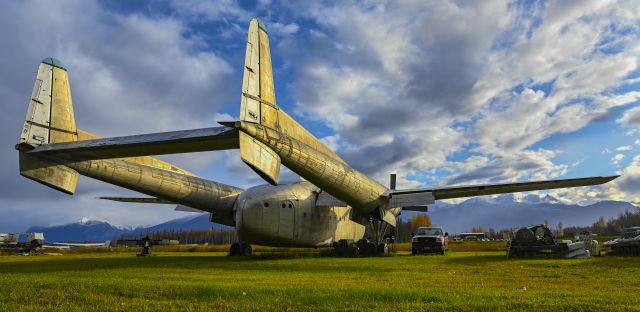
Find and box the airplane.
[16,18,618,256]
[43,241,111,250]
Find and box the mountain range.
[26,213,225,243]
[425,194,638,233]
[26,196,638,242]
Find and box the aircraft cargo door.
[278,200,295,240]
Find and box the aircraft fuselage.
[235,181,365,247]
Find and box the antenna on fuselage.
[390,173,397,190]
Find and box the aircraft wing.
[98,197,174,204]
[385,176,619,207]
[19,126,238,161]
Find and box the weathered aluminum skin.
[235,181,365,247]
[15,20,619,250]
[40,130,241,227]
[238,121,389,224]
[18,60,79,194]
[25,126,239,161]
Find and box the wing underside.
[386,176,619,207]
[18,126,239,161]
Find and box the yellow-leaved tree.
[410,213,432,228]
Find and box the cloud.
[445,149,568,186]
[0,0,239,231]
[269,22,300,36]
[612,153,625,165]
[613,155,640,203]
[1,1,639,231]
[618,106,640,128]
[616,145,633,152]
[552,155,640,205]
[283,0,639,194]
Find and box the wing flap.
[20,126,239,161]
[386,176,619,202]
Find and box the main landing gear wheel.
[333,240,359,256]
[333,239,389,256]
[229,242,252,256]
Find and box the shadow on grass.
[0,251,378,275]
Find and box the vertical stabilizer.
[17,58,79,194]
[240,18,278,129]
[19,58,77,146]
[238,18,282,184]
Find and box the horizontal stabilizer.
[21,126,239,161]
[402,206,429,212]
[239,131,280,185]
[385,176,619,203]
[98,197,174,204]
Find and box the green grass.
[0,251,638,311]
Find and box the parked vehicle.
[411,227,448,255]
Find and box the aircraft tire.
[241,243,252,256]
[348,242,359,256]
[229,243,241,256]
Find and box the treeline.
[116,214,436,245]
[562,209,640,237]
[393,214,433,242]
[114,208,640,246]
[117,228,238,245]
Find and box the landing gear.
[332,239,390,257]
[332,240,359,256]
[229,242,252,256]
[332,218,394,257]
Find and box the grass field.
[0,249,639,311]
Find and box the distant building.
[115,238,180,247]
[459,233,486,240]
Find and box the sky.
[0,0,639,232]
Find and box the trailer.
[507,225,598,259]
[605,227,640,256]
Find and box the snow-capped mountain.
[423,196,638,233]
[25,213,227,243]
[27,219,126,243]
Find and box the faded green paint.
[41,57,66,70]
